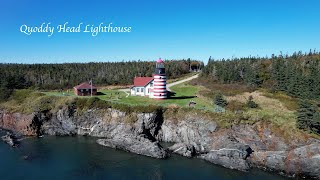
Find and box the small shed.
[73,82,97,96]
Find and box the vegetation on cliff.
[200,51,320,135]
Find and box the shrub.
[75,97,112,110]
[33,96,57,112]
[246,96,258,108]
[0,85,13,102]
[213,93,228,107]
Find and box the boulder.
[97,134,168,159]
[251,142,320,179]
[1,132,19,147]
[200,144,253,172]
[168,143,196,157]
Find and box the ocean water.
[0,130,289,180]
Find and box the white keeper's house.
[130,58,167,99]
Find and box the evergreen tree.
[213,93,228,107]
[0,59,200,90]
[297,99,315,131]
[202,51,320,100]
[312,112,320,134]
[246,95,258,108]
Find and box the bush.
[33,96,57,112]
[213,93,228,107]
[246,96,258,108]
[0,85,13,102]
[74,97,162,114]
[75,97,112,110]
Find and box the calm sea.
[0,130,289,180]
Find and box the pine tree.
[213,93,228,107]
[312,112,320,134]
[246,95,258,108]
[297,99,315,131]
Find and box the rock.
[0,111,36,136]
[250,142,320,179]
[231,124,289,151]
[22,155,29,160]
[1,107,320,178]
[97,134,168,159]
[157,118,216,153]
[168,143,196,157]
[1,132,18,147]
[199,143,253,171]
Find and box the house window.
[141,88,144,92]
[150,83,153,87]
[137,88,140,92]
[148,89,150,93]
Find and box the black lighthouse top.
[154,58,166,75]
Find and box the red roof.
[74,82,97,89]
[156,58,164,63]
[133,77,153,87]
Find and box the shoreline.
[1,107,319,179]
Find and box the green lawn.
[116,83,213,110]
[43,89,127,101]
[43,82,214,111]
[43,90,74,96]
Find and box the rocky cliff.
[0,107,319,179]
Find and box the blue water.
[0,130,289,180]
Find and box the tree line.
[202,50,320,100]
[0,59,203,100]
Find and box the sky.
[0,0,319,64]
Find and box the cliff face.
[0,107,319,179]
[0,112,36,136]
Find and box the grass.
[37,77,215,112]
[259,89,299,111]
[117,83,214,111]
[190,77,255,97]
[0,90,74,114]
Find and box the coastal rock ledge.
[1,132,19,147]
[1,108,320,179]
[97,135,167,159]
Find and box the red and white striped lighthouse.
[153,58,167,99]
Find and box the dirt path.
[167,74,199,91]
[118,89,130,97]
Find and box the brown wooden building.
[73,82,97,96]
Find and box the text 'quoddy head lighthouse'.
[130,58,167,99]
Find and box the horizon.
[1,0,320,64]
[0,49,318,65]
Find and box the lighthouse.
[153,58,167,99]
